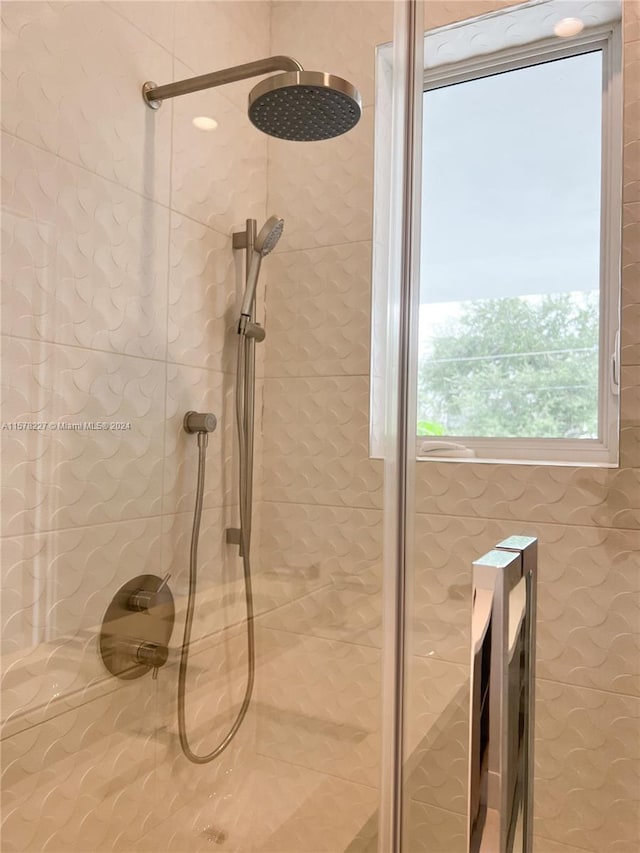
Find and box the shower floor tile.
[135,753,377,853]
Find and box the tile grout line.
[100,0,174,58]
[535,676,640,703]
[3,497,638,540]
[258,497,640,530]
[0,331,244,376]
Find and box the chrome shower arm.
[143,55,304,108]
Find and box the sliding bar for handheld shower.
[142,56,304,109]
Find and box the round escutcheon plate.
[100,574,175,679]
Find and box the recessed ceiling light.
[554,17,585,38]
[192,116,218,131]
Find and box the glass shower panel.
[0,2,407,852]
[248,3,397,851]
[400,4,635,853]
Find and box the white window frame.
[370,4,622,467]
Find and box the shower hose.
[177,337,256,764]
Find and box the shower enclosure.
[1,2,638,853]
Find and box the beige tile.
[411,514,479,665]
[53,163,169,359]
[153,628,257,820]
[1,519,163,739]
[262,375,382,509]
[173,0,270,103]
[624,93,640,166]
[142,752,377,853]
[534,838,598,853]
[624,139,640,203]
[1,135,58,344]
[623,203,640,266]
[620,365,640,467]
[622,204,639,312]
[412,514,640,695]
[270,1,394,109]
[267,105,374,251]
[106,1,175,52]
[2,134,170,358]
[534,679,640,851]
[403,799,467,853]
[1,682,159,853]
[160,508,248,645]
[535,527,640,696]
[624,27,640,149]
[162,362,236,515]
[49,520,162,644]
[256,606,382,788]
[264,241,372,378]
[256,699,381,790]
[624,0,640,33]
[1,1,172,203]
[259,501,382,586]
[1,337,165,536]
[413,462,640,529]
[1,533,48,658]
[167,211,237,372]
[258,574,382,649]
[424,1,524,31]
[258,766,379,853]
[171,60,268,234]
[621,301,640,365]
[140,754,310,853]
[404,657,470,815]
[256,625,380,723]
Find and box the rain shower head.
[142,57,362,141]
[248,72,362,141]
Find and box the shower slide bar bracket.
[468,536,537,853]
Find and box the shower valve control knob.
[128,573,171,613]
[128,640,169,679]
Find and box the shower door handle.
[468,536,537,853]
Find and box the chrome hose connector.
[183,411,217,434]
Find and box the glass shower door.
[0,2,413,852]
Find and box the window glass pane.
[419,51,602,439]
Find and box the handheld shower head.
[239,216,284,325]
[256,216,284,256]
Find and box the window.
[371,1,622,466]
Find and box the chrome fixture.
[183,410,217,434]
[469,536,537,853]
[227,216,282,554]
[237,215,283,338]
[100,573,175,680]
[177,213,281,765]
[178,410,251,765]
[142,56,362,141]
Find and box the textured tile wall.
[1,1,271,851]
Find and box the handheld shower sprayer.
[238,215,284,338]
